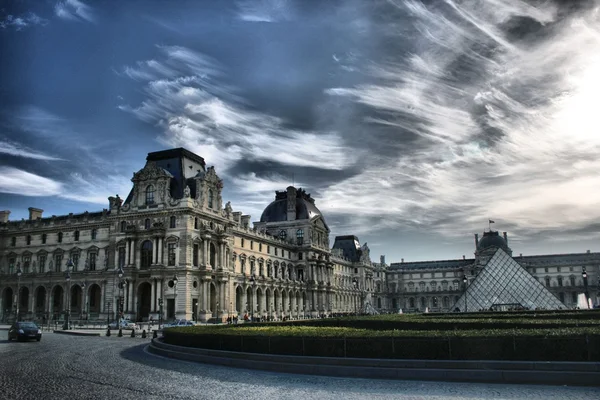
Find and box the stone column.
[203,241,208,266]
[241,287,247,314]
[158,238,163,265]
[151,279,156,312]
[125,240,130,266]
[128,280,134,312]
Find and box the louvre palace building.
[0,148,598,324]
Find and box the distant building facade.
[0,148,597,323]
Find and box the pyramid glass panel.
[452,248,566,311]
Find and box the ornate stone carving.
[183,185,191,198]
[132,161,172,182]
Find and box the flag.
[489,219,495,224]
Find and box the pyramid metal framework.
[452,248,566,311]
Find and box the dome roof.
[259,187,326,226]
[478,231,509,252]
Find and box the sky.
[1,0,600,263]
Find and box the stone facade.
[0,148,598,323]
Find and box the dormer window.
[145,184,155,205]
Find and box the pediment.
[132,161,173,182]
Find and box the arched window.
[141,240,153,268]
[145,185,155,205]
[144,218,151,230]
[169,216,176,229]
[208,189,213,209]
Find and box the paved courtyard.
[0,330,598,400]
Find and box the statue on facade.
[48,260,53,272]
[183,185,191,198]
[224,201,232,218]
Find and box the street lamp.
[216,301,220,324]
[462,275,468,313]
[173,275,178,320]
[81,281,86,320]
[63,259,73,330]
[249,276,255,322]
[352,278,359,315]
[16,263,22,321]
[582,268,589,308]
[303,304,306,319]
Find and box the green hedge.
[162,330,600,361]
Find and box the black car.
[8,322,42,342]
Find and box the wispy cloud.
[0,140,65,161]
[236,0,293,22]
[119,45,352,175]
[54,0,95,23]
[320,0,600,241]
[0,167,63,196]
[0,13,48,31]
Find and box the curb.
[148,339,600,387]
[53,330,101,337]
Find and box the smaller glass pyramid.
[452,248,566,311]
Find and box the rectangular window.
[250,241,253,250]
[299,252,303,260]
[23,256,31,273]
[91,229,97,240]
[275,248,278,256]
[241,259,246,274]
[241,238,245,248]
[39,255,46,273]
[193,244,199,267]
[42,234,47,244]
[267,245,270,254]
[170,216,176,229]
[8,258,15,274]
[74,231,80,241]
[55,254,62,272]
[11,237,16,246]
[72,254,79,271]
[259,243,262,252]
[118,247,126,268]
[168,243,176,266]
[89,253,96,271]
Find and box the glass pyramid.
[452,248,566,311]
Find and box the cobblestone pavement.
[0,331,598,400]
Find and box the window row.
[145,184,216,208]
[7,250,103,274]
[239,238,302,260]
[10,229,98,246]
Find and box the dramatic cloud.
[0,13,48,30]
[119,46,352,175]
[320,0,600,242]
[54,0,95,23]
[0,167,63,196]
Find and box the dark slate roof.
[332,235,362,262]
[478,230,509,252]
[125,148,206,203]
[260,188,326,227]
[389,258,474,270]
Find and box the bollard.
[131,329,135,338]
[106,328,111,337]
[142,330,147,338]
[118,328,123,337]
[153,330,158,339]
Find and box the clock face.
[279,230,287,238]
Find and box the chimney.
[0,210,10,223]
[474,233,479,250]
[503,231,508,245]
[28,207,43,220]
[380,255,386,265]
[463,255,466,260]
[401,258,404,263]
[286,186,297,221]
[519,253,522,257]
[241,215,251,229]
[587,250,590,254]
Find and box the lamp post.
[173,275,178,320]
[216,301,220,324]
[582,268,589,308]
[81,281,86,320]
[462,275,468,313]
[16,263,22,321]
[63,259,73,330]
[249,276,255,322]
[303,304,306,319]
[230,301,232,324]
